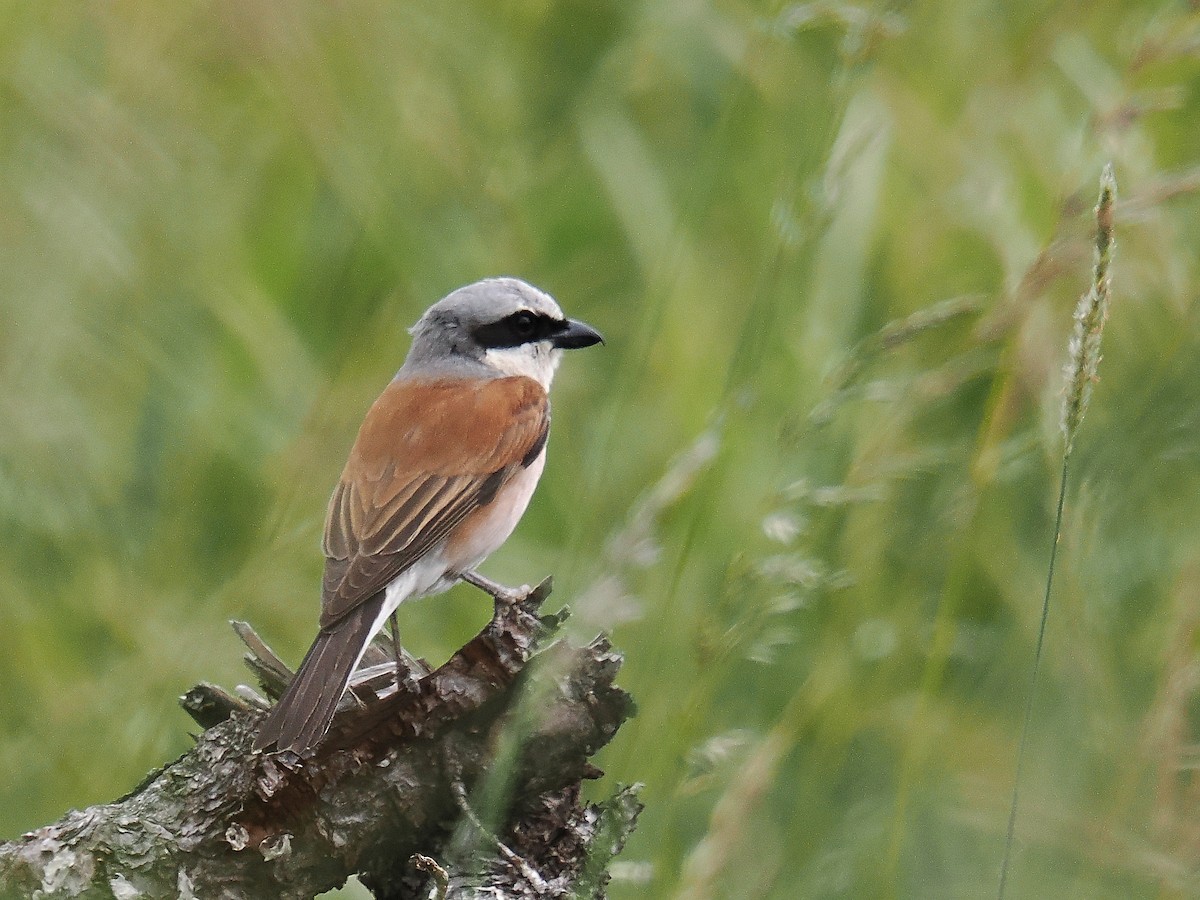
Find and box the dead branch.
[0,581,639,899]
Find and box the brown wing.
[318,375,549,629]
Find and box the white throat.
[482,342,562,390]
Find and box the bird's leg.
[460,569,531,605]
[388,611,403,670]
[383,611,423,696]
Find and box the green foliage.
[2,1,1199,897]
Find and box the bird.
[253,277,603,754]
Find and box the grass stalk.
[997,164,1116,897]
[996,453,1069,898]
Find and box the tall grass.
[998,164,1117,899]
[2,3,1199,898]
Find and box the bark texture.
[0,581,640,899]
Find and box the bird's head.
[404,277,604,388]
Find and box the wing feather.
[360,475,451,553]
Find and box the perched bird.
[253,277,603,754]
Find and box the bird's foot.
[395,665,421,695]
[460,569,533,605]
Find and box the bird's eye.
[511,312,536,337]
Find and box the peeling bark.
[0,582,640,899]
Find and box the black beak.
[552,318,605,350]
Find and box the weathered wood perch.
[0,580,640,899]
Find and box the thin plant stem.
[997,164,1115,897]
[997,452,1071,899]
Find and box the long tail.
[252,592,385,754]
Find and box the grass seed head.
[1061,164,1117,455]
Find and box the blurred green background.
[2,1,1199,897]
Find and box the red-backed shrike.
[253,278,603,754]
